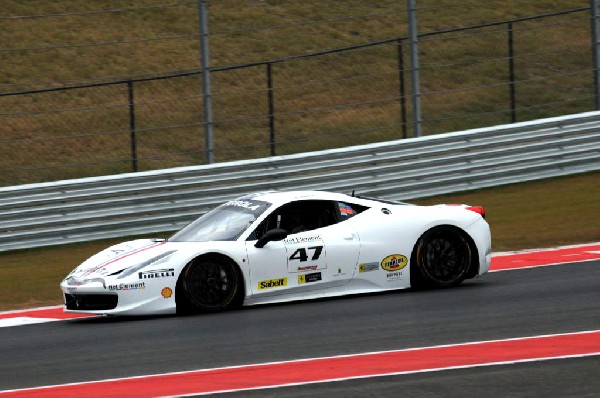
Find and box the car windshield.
[169,199,271,242]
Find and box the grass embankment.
[0,172,597,311]
[0,1,593,185]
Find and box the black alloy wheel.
[412,227,472,288]
[180,256,242,312]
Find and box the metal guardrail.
[1,111,599,252]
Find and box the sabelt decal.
[359,262,379,273]
[258,278,288,290]
[298,272,322,284]
[381,254,408,271]
[161,287,173,298]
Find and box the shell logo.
[381,254,408,271]
[161,287,173,299]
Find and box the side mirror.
[254,228,288,248]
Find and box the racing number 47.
[289,246,323,262]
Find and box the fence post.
[591,0,600,110]
[127,80,138,172]
[508,22,517,123]
[407,0,422,137]
[397,39,408,139]
[267,63,276,156]
[197,0,214,164]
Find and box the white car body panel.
[60,190,491,316]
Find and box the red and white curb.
[491,242,600,271]
[0,306,92,328]
[0,329,599,397]
[1,242,599,328]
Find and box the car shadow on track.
[64,279,495,324]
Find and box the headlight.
[116,251,177,279]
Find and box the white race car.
[61,191,491,315]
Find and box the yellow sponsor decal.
[258,278,288,290]
[381,254,408,271]
[161,287,173,298]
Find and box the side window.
[336,202,368,220]
[248,200,338,240]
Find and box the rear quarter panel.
[346,204,485,288]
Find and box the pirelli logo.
[258,278,288,290]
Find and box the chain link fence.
[0,1,596,186]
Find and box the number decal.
[309,246,323,261]
[289,246,323,262]
[289,248,308,262]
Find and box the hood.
[66,239,176,280]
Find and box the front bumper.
[60,278,178,316]
[64,292,118,311]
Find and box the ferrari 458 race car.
[61,190,491,316]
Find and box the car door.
[244,199,360,299]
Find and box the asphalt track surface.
[1,259,599,396]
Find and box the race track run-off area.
[0,243,599,397]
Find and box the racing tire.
[410,226,472,289]
[177,255,243,313]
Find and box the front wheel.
[178,255,243,313]
[411,227,472,288]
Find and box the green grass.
[0,172,598,311]
[0,1,595,185]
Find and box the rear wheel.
[178,255,242,313]
[411,227,472,288]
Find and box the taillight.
[466,206,485,218]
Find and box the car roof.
[236,190,393,208]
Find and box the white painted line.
[0,317,60,328]
[169,353,600,397]
[0,305,62,316]
[492,242,600,256]
[489,258,600,273]
[1,329,598,397]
